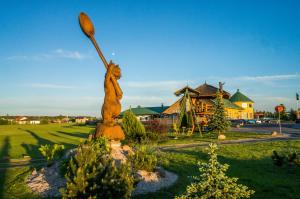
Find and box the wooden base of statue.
[94,122,125,141]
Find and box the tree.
[208,91,231,135]
[61,137,134,199]
[122,109,146,143]
[175,143,255,199]
[289,108,297,121]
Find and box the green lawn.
[0,124,299,199]
[158,131,272,146]
[0,124,93,160]
[136,140,300,199]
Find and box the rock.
[132,168,178,196]
[26,161,66,197]
[122,145,134,156]
[218,134,226,140]
[110,142,129,165]
[155,167,166,178]
[271,131,278,136]
[31,169,37,176]
[136,170,159,182]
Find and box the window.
[249,104,252,108]
[241,103,247,108]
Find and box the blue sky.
[0,0,299,116]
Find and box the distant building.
[163,82,254,125]
[75,117,89,124]
[120,105,170,121]
[61,117,70,123]
[16,116,28,124]
[29,120,40,125]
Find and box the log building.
[163,82,254,125]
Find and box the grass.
[0,124,93,160]
[0,124,299,198]
[136,140,300,199]
[158,131,272,146]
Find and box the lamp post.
[275,105,284,134]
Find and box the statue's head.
[113,65,121,79]
[109,61,121,79]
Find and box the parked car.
[245,119,256,124]
[256,119,262,124]
[230,119,245,127]
[262,118,276,123]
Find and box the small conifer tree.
[208,91,231,135]
[122,109,146,143]
[61,137,134,199]
[175,143,255,199]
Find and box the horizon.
[1,0,300,116]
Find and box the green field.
[0,124,299,199]
[139,141,300,199]
[0,124,93,160]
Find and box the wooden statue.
[219,82,225,93]
[79,12,125,140]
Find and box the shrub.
[39,144,65,163]
[0,119,9,125]
[128,146,157,172]
[144,120,168,134]
[40,119,49,124]
[61,137,134,199]
[271,151,285,166]
[272,150,300,167]
[175,143,255,199]
[122,110,147,143]
[208,91,231,135]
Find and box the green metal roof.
[146,106,170,113]
[120,106,159,116]
[229,89,254,103]
[211,99,243,110]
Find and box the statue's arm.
[111,77,123,100]
[105,65,114,85]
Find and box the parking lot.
[231,123,300,138]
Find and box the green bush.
[272,150,300,166]
[122,110,147,144]
[128,146,157,172]
[0,118,9,125]
[39,144,65,163]
[61,137,134,199]
[40,119,49,124]
[208,91,231,135]
[175,143,255,199]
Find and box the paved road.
[231,123,300,138]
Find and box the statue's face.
[113,66,121,79]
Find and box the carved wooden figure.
[79,12,125,140]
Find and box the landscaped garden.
[1,123,300,199]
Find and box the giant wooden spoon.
[79,12,108,69]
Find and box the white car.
[256,120,262,124]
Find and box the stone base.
[94,122,125,141]
[110,143,133,165]
[218,134,226,140]
[271,131,278,136]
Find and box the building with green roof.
[163,82,255,121]
[229,89,254,119]
[120,105,170,121]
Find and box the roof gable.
[194,83,231,98]
[146,106,170,114]
[230,89,254,103]
[120,106,159,116]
